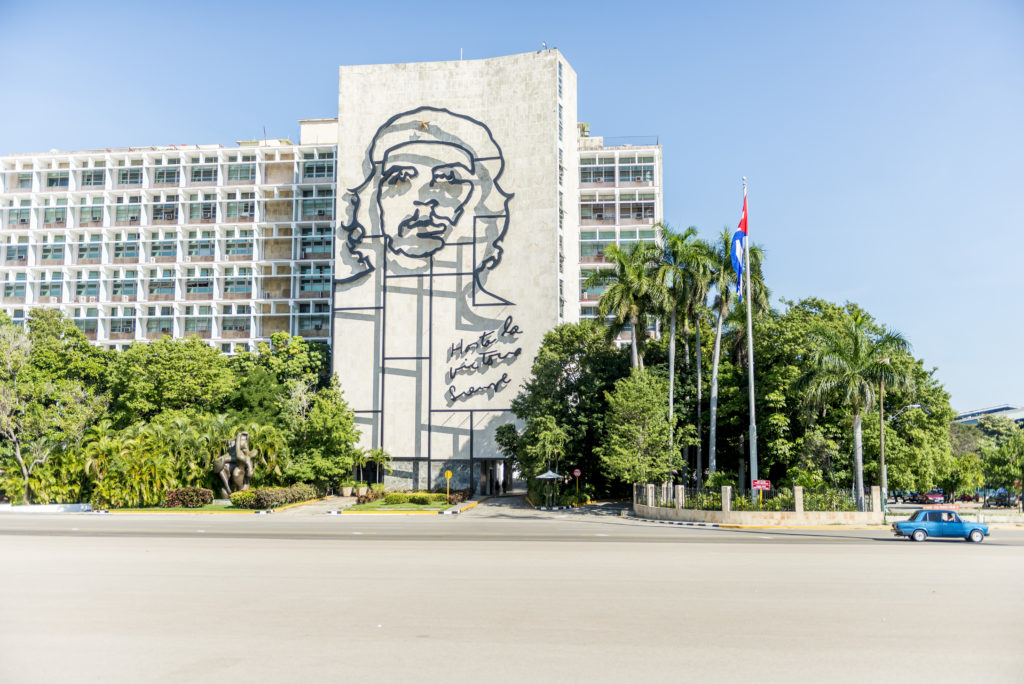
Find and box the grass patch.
[347,498,452,512]
[111,504,241,512]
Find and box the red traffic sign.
[752,479,771,490]
[573,468,582,478]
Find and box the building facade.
[0,49,661,493]
[576,126,663,342]
[0,141,338,351]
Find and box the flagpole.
[742,178,758,492]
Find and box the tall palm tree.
[801,312,911,511]
[583,241,663,368]
[657,225,713,460]
[706,228,768,476]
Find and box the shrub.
[558,491,591,507]
[434,487,472,505]
[164,487,214,509]
[384,493,410,504]
[371,483,386,495]
[230,490,257,509]
[409,493,431,505]
[230,484,319,510]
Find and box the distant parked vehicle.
[892,510,988,543]
[924,490,944,504]
[889,490,908,504]
[957,493,978,502]
[987,492,1019,508]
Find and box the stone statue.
[213,432,255,499]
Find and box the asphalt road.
[1,498,1022,683]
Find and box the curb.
[338,509,444,515]
[451,496,491,514]
[633,517,721,528]
[106,509,251,515]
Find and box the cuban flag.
[731,193,748,300]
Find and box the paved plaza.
[1,498,1022,683]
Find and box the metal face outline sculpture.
[333,106,522,490]
[337,105,514,306]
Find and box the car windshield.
[910,511,926,521]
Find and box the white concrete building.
[0,49,664,493]
[576,125,664,341]
[0,141,338,351]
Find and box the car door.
[943,512,965,538]
[923,511,943,536]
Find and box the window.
[151,240,176,258]
[153,167,180,185]
[80,200,104,223]
[227,164,256,182]
[16,173,32,189]
[581,166,615,184]
[187,233,215,257]
[116,197,141,222]
[8,201,30,225]
[4,244,27,262]
[558,61,563,99]
[75,280,99,297]
[148,278,175,295]
[226,236,253,257]
[303,160,334,178]
[619,165,655,183]
[222,316,250,331]
[110,318,135,334]
[114,239,140,260]
[39,278,62,298]
[118,169,142,185]
[189,200,216,222]
[81,170,105,187]
[112,277,137,296]
[41,244,64,261]
[77,236,101,261]
[191,166,217,183]
[226,194,255,219]
[153,200,178,222]
[43,203,67,224]
[300,196,334,219]
[46,172,69,188]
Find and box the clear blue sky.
[2,0,1021,411]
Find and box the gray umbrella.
[535,470,562,480]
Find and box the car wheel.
[911,529,927,542]
[969,529,984,543]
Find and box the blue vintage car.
[892,509,989,543]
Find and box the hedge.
[163,487,214,509]
[230,484,319,510]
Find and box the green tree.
[583,241,663,368]
[801,312,911,510]
[283,378,360,492]
[109,338,236,422]
[509,321,629,496]
[0,322,104,503]
[230,332,328,389]
[368,448,393,484]
[26,308,109,391]
[707,228,767,474]
[526,415,568,476]
[598,369,676,484]
[657,225,713,461]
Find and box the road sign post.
[444,469,452,503]
[573,468,581,496]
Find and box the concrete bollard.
[647,484,655,508]
[871,486,881,515]
[674,485,683,512]
[794,486,804,514]
[722,486,732,512]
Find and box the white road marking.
[196,530,205,533]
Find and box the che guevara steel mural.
[334,106,523,482]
